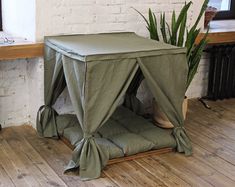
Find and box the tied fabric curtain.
[37,33,193,180]
[37,47,66,138]
[62,56,139,180]
[138,56,192,156]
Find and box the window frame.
[213,0,235,20]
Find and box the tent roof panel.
[45,32,186,62]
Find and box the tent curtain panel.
[62,57,139,179]
[37,32,193,180]
[137,56,192,155]
[37,47,66,138]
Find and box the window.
[0,0,2,31]
[209,0,235,19]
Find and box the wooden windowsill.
[0,43,44,60]
[196,20,235,45]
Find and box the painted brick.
[0,59,29,127]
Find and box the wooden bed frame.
[60,136,174,165]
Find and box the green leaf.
[193,0,209,30]
[166,22,172,43]
[177,12,187,47]
[148,9,159,40]
[160,13,168,43]
[134,8,159,41]
[187,31,208,88]
[186,0,209,49]
[171,2,192,45]
[186,29,200,58]
[171,10,176,33]
[133,8,150,27]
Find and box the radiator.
[207,45,235,100]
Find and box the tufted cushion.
[139,127,176,149]
[98,119,129,138]
[109,133,154,156]
[111,106,154,133]
[95,138,124,159]
[63,126,100,146]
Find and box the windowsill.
[196,20,235,44]
[207,20,235,33]
[0,32,44,60]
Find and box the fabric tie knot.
[36,104,58,138]
[173,126,186,134]
[84,134,93,140]
[38,105,52,112]
[172,126,192,156]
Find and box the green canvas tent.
[37,32,192,180]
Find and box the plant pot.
[153,97,188,129]
[204,6,217,27]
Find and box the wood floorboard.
[159,152,235,187]
[134,157,191,187]
[1,99,235,186]
[191,142,235,181]
[0,163,15,187]
[150,155,213,187]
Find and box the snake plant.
[135,0,209,90]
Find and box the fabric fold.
[36,49,66,138]
[62,57,139,180]
[65,136,109,180]
[173,127,192,156]
[137,57,192,155]
[36,105,58,137]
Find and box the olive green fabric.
[58,109,176,158]
[94,138,124,159]
[45,32,186,62]
[63,126,101,146]
[62,55,139,180]
[112,106,155,133]
[98,119,129,138]
[139,128,177,149]
[37,32,192,180]
[109,133,154,156]
[36,47,66,138]
[138,56,192,155]
[56,114,79,135]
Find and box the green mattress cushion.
[94,138,124,159]
[63,126,83,145]
[139,127,176,149]
[63,126,101,146]
[109,133,154,156]
[57,108,176,159]
[111,106,155,133]
[98,118,129,138]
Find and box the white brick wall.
[186,54,210,98]
[0,59,29,127]
[35,0,200,41]
[0,0,207,128]
[27,58,44,125]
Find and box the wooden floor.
[1,99,235,187]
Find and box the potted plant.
[136,0,209,128]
